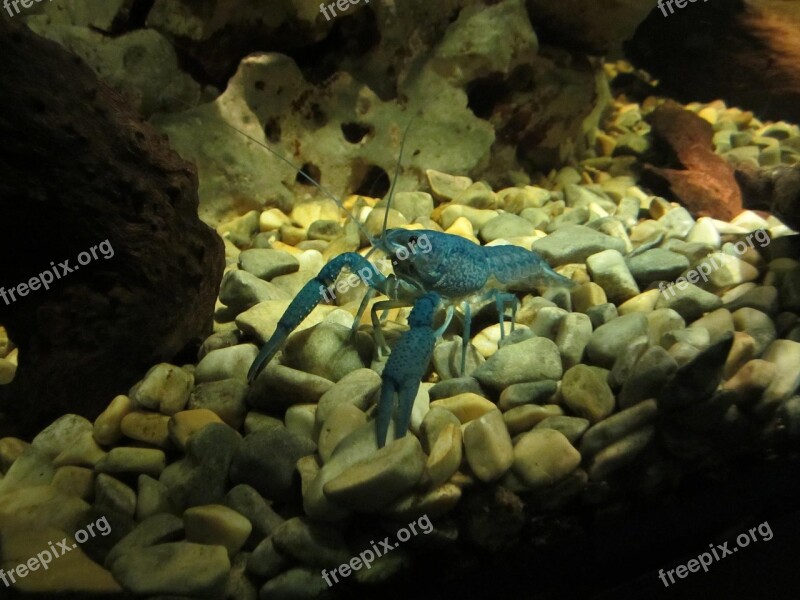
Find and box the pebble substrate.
[1,81,800,599]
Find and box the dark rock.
[658,332,733,412]
[230,426,316,503]
[0,18,224,436]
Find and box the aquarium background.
[0,1,799,599]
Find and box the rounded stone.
[561,365,615,423]
[463,409,514,482]
[512,429,581,490]
[184,504,252,556]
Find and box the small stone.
[503,404,563,435]
[463,410,514,482]
[426,169,473,201]
[685,217,721,247]
[1,527,121,594]
[284,404,317,442]
[732,307,777,355]
[473,337,563,391]
[586,302,618,328]
[167,408,225,450]
[655,282,723,321]
[481,213,537,242]
[323,435,426,512]
[31,414,93,459]
[646,308,686,346]
[318,404,367,463]
[512,429,581,490]
[580,399,658,457]
[429,392,497,423]
[315,368,381,427]
[703,253,760,289]
[195,343,259,383]
[105,513,184,568]
[136,474,174,521]
[571,282,608,313]
[533,416,590,444]
[668,341,702,365]
[585,312,648,368]
[424,423,462,489]
[587,249,640,303]
[530,307,568,339]
[658,333,733,411]
[120,412,171,448]
[0,437,28,473]
[110,542,229,597]
[661,327,710,351]
[249,363,334,411]
[271,517,350,567]
[96,447,166,478]
[239,248,299,280]
[588,426,655,480]
[230,426,316,503]
[218,210,259,246]
[721,359,777,406]
[658,207,695,238]
[259,567,329,600]
[184,504,252,556]
[93,395,134,446]
[498,380,558,410]
[531,225,626,266]
[554,313,592,369]
[283,322,364,382]
[723,332,757,379]
[389,191,435,221]
[51,466,94,500]
[0,446,54,494]
[224,484,284,543]
[689,307,734,344]
[561,365,615,423]
[618,345,678,409]
[131,363,193,415]
[761,340,800,405]
[95,473,136,518]
[440,205,498,231]
[247,536,290,579]
[618,290,661,315]
[188,378,249,429]
[428,376,484,401]
[219,269,290,312]
[725,285,779,315]
[626,249,690,287]
[244,411,284,434]
[52,430,107,468]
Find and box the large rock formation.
[0,18,225,436]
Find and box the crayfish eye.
[408,235,418,245]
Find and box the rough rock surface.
[0,18,225,435]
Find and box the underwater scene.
[1,0,800,598]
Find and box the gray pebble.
[238,249,299,280]
[230,426,316,503]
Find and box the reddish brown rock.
[0,19,224,436]
[644,101,743,221]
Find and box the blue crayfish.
[243,124,574,447]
